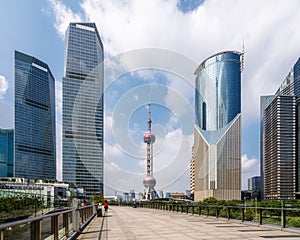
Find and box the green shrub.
[288,217,300,228]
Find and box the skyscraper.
[192,51,242,201]
[248,176,261,192]
[62,23,104,197]
[14,51,56,180]
[261,57,300,200]
[0,129,14,177]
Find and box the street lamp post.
[34,193,37,217]
[255,197,257,221]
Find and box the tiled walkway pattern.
[76,206,300,239]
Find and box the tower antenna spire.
[241,38,245,72]
[148,103,152,132]
[143,103,158,200]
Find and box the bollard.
[206,206,209,217]
[227,207,231,220]
[281,209,286,228]
[259,209,263,225]
[198,206,202,216]
[99,208,102,217]
[241,208,245,222]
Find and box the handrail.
[0,205,97,240]
[136,202,300,229]
[0,208,72,230]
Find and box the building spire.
[148,103,152,132]
[241,38,245,72]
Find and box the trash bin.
[97,208,102,217]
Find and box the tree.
[90,194,104,203]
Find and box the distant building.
[159,190,164,198]
[248,176,261,192]
[247,176,261,200]
[62,23,104,198]
[104,196,118,202]
[261,57,300,200]
[186,190,191,198]
[14,51,56,180]
[130,189,135,200]
[241,190,252,201]
[0,129,14,177]
[169,192,186,199]
[193,51,243,201]
[137,192,144,201]
[0,178,76,208]
[123,192,130,202]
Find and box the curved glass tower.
[62,23,104,197]
[193,51,242,201]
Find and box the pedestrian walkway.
[76,206,300,239]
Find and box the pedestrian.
[104,200,108,213]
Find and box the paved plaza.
[76,206,300,240]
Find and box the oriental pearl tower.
[143,104,158,200]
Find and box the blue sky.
[1,0,300,194]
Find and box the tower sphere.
[143,132,155,143]
[143,176,156,188]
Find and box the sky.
[1,0,300,195]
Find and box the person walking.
[104,200,109,213]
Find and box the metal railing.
[137,202,300,229]
[0,205,96,240]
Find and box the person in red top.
[104,200,108,213]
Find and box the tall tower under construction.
[143,104,158,200]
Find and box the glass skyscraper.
[248,176,261,192]
[261,57,300,200]
[14,51,56,180]
[192,51,242,201]
[62,23,104,197]
[0,129,14,177]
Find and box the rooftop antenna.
[147,103,152,132]
[241,38,245,72]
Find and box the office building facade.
[261,58,300,199]
[14,51,56,180]
[62,23,104,197]
[0,129,14,177]
[193,51,242,201]
[248,176,261,192]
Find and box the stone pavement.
[76,206,300,239]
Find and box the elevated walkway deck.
[76,206,300,239]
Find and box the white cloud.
[49,0,300,123]
[241,154,260,190]
[49,0,300,193]
[0,75,8,99]
[48,0,83,38]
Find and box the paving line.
[111,208,137,240]
[99,211,108,240]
